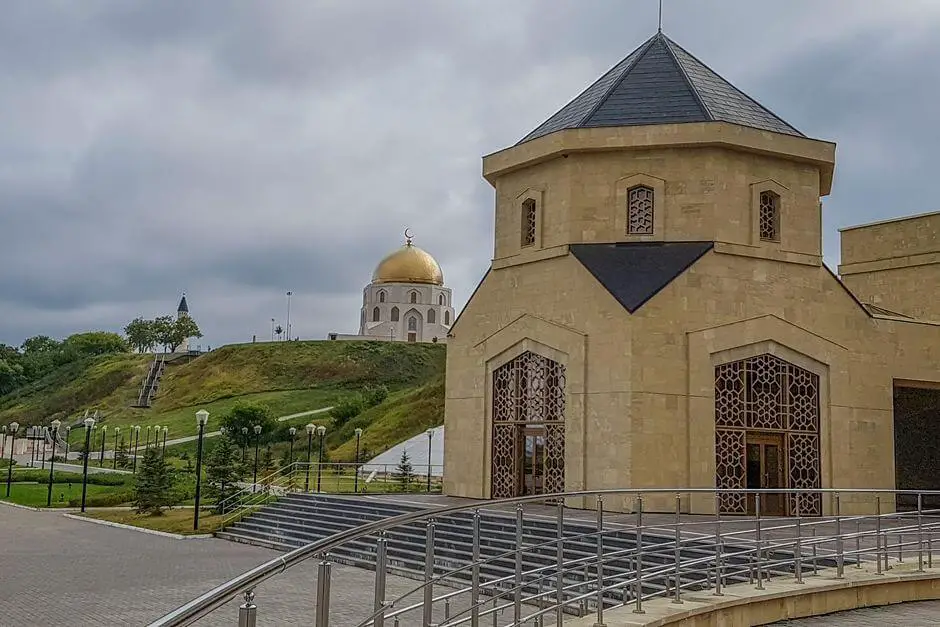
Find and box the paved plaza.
[2,502,939,626]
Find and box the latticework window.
[390,307,399,322]
[627,186,654,235]
[759,191,780,241]
[715,354,821,515]
[521,198,537,247]
[372,307,380,322]
[427,309,436,324]
[491,351,566,498]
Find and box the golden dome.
[372,233,444,286]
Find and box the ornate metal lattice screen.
[521,199,537,247]
[759,191,780,241]
[715,354,821,515]
[491,351,566,498]
[627,186,654,235]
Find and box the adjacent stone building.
[443,32,940,515]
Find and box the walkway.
[771,600,940,625]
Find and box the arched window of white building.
[438,294,444,305]
[410,291,418,304]
[378,290,386,303]
[444,311,450,325]
[408,317,417,331]
[391,307,399,322]
[428,309,436,324]
[372,307,381,322]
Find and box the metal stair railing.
[149,488,940,627]
[215,462,308,530]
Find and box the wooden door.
[745,433,786,516]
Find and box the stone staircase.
[216,494,796,607]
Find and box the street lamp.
[426,428,434,493]
[288,427,297,466]
[286,291,293,341]
[162,426,168,457]
[132,426,141,473]
[305,423,315,492]
[1,425,6,459]
[145,425,152,450]
[252,425,262,492]
[80,416,95,512]
[98,426,107,466]
[316,425,326,492]
[5,422,19,497]
[241,427,249,463]
[113,428,120,469]
[354,428,363,493]
[46,420,61,507]
[41,427,48,470]
[193,410,209,532]
[65,426,72,460]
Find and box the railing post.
[672,493,682,604]
[515,505,524,625]
[556,499,564,627]
[315,555,332,627]
[713,493,723,596]
[918,493,925,572]
[876,496,883,575]
[835,492,844,578]
[633,495,645,614]
[374,533,388,627]
[856,521,862,569]
[238,589,257,627]
[794,493,804,584]
[595,495,606,627]
[755,493,764,590]
[424,519,435,627]
[471,509,481,627]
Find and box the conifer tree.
[205,435,241,514]
[394,450,415,493]
[135,447,174,515]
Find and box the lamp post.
[270,318,275,342]
[41,427,48,470]
[5,422,19,497]
[98,426,107,466]
[112,428,120,469]
[426,428,434,493]
[64,426,72,461]
[354,428,363,493]
[288,427,296,466]
[80,416,95,512]
[1,425,6,459]
[193,410,209,532]
[252,425,262,492]
[241,427,249,463]
[316,425,326,492]
[162,426,168,457]
[132,426,141,473]
[286,291,293,341]
[145,425,152,450]
[305,423,315,492]
[46,420,61,507]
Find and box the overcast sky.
[2,0,940,348]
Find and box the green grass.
[1,482,126,508]
[82,508,225,534]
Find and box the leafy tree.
[260,447,275,484]
[274,325,284,341]
[20,335,60,355]
[363,385,389,407]
[394,450,415,493]
[169,316,203,353]
[135,447,175,515]
[152,316,175,352]
[205,435,241,514]
[0,358,25,395]
[330,396,363,426]
[64,331,129,357]
[220,402,277,449]
[124,318,156,353]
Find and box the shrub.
[330,397,363,426]
[363,385,388,408]
[68,490,134,508]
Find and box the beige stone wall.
[493,147,823,266]
[839,212,940,320]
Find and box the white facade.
[357,282,453,343]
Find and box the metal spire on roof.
[658,0,663,33]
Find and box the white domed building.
[328,232,454,344]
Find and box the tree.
[135,447,175,515]
[220,402,277,449]
[394,450,415,493]
[124,318,156,353]
[20,335,60,355]
[330,397,363,426]
[205,435,241,514]
[64,331,129,357]
[169,316,202,353]
[152,316,175,353]
[363,385,389,408]
[114,443,130,469]
[274,325,284,341]
[0,358,25,395]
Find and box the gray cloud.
[2,1,940,347]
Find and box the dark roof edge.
[578,34,661,127]
[660,34,713,120]
[823,263,871,319]
[662,35,804,137]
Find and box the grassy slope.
[1,340,446,459]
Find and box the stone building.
[443,32,940,515]
[329,232,454,344]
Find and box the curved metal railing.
[149,488,940,626]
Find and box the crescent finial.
[404,228,413,245]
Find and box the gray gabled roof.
[177,294,189,313]
[518,32,802,145]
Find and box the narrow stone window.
[759,191,780,242]
[444,310,451,325]
[521,198,537,247]
[372,307,381,322]
[410,291,418,304]
[438,294,445,305]
[378,290,386,303]
[428,309,436,324]
[627,186,654,235]
[391,307,399,322]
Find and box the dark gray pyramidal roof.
[518,33,802,144]
[177,294,189,313]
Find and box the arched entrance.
[491,351,566,498]
[715,353,821,516]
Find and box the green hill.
[0,341,446,458]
